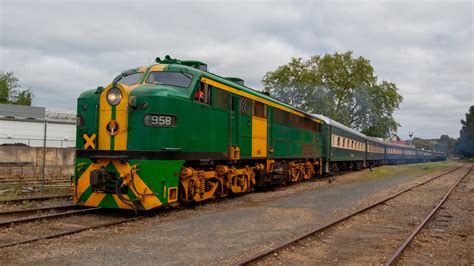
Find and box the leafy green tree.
[435,134,457,156]
[0,71,34,105]
[262,51,403,138]
[412,137,434,150]
[455,106,474,159]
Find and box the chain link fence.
[0,137,75,148]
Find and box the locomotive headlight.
[106,88,122,106]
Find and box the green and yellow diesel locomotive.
[73,56,324,210]
[73,55,445,210]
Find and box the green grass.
[358,161,462,181]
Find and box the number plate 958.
[144,114,177,127]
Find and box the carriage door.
[252,101,267,157]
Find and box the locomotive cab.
[74,58,205,210]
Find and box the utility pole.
[41,118,48,192]
[409,131,413,146]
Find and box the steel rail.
[0,204,77,216]
[0,194,70,204]
[384,165,472,266]
[0,213,154,249]
[0,179,69,184]
[0,207,101,227]
[237,164,467,265]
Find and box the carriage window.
[194,82,211,105]
[337,137,341,147]
[146,71,193,88]
[253,101,267,118]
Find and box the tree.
[435,135,457,156]
[455,106,474,159]
[262,51,403,138]
[0,71,34,105]
[412,137,434,150]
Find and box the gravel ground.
[0,187,71,212]
[256,164,471,265]
[0,209,137,246]
[0,161,462,265]
[397,165,473,265]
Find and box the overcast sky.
[0,0,472,139]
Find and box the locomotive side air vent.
[225,77,244,85]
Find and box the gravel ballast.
[0,162,464,265]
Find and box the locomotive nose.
[97,83,129,151]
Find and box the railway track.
[0,194,71,204]
[237,164,471,265]
[384,165,472,265]
[0,204,100,227]
[0,204,151,249]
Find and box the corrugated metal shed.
[0,103,45,120]
[0,104,76,147]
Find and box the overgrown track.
[384,165,472,266]
[237,164,469,265]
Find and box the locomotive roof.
[310,114,367,139]
[138,55,323,123]
[201,72,323,123]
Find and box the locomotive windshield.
[115,72,143,85]
[146,71,193,88]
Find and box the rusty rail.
[0,204,77,215]
[0,207,101,227]
[0,194,70,204]
[237,164,467,265]
[0,212,154,249]
[384,165,472,265]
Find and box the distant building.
[389,134,408,145]
[0,103,76,148]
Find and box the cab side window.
[212,87,229,109]
[194,82,211,105]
